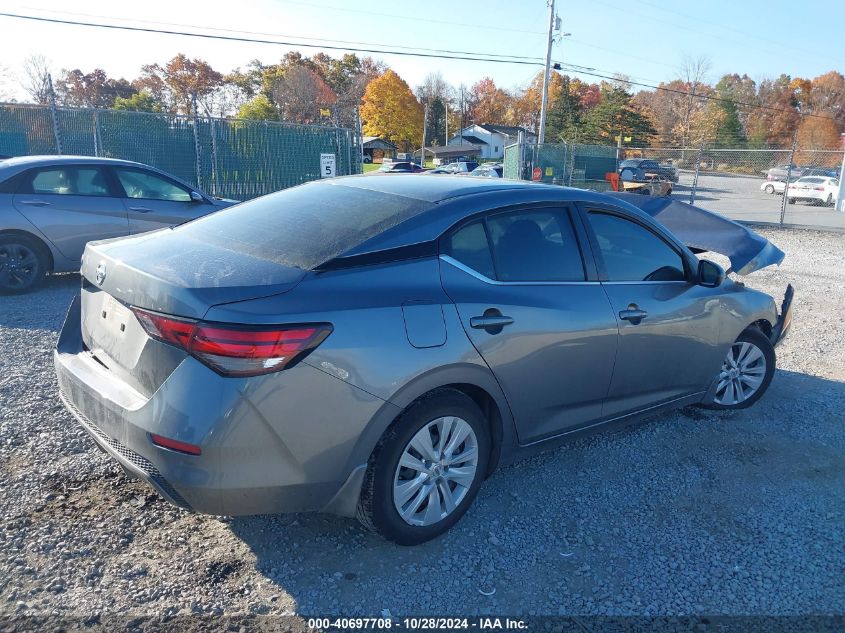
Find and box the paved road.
[671,171,845,230]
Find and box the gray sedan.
[55,176,793,545]
[0,155,235,293]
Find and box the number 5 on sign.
[320,153,336,178]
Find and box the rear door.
[440,205,618,444]
[582,207,724,417]
[111,166,216,233]
[12,165,128,261]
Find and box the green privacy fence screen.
[504,140,617,190]
[0,103,362,200]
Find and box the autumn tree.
[271,65,336,124]
[55,69,134,108]
[466,77,511,124]
[136,55,223,114]
[509,71,564,133]
[20,55,53,104]
[809,71,845,126]
[360,70,423,151]
[580,84,656,147]
[747,74,800,147]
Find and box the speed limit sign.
[320,153,336,178]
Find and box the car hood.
[607,193,785,275]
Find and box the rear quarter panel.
[202,256,519,470]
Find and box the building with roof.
[446,124,536,160]
[362,136,398,163]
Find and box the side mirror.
[190,191,204,203]
[698,259,725,287]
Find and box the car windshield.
[620,160,639,168]
[172,182,429,269]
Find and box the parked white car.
[786,176,839,206]
[760,180,787,195]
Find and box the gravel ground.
[1,227,843,626]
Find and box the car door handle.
[619,308,648,324]
[470,314,514,331]
[19,200,51,207]
[128,206,154,213]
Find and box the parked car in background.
[437,161,479,175]
[377,162,425,173]
[56,175,791,545]
[619,159,679,183]
[786,176,839,206]
[0,155,236,294]
[760,178,794,195]
[469,164,503,178]
[764,164,803,181]
[800,167,838,178]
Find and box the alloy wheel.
[393,416,479,527]
[713,341,767,406]
[0,242,40,290]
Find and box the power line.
[14,6,548,62]
[0,12,549,66]
[1,11,836,124]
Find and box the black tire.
[787,197,796,205]
[826,194,834,207]
[0,234,48,294]
[764,184,775,194]
[356,388,491,545]
[702,328,775,410]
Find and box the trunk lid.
[80,228,306,318]
[78,229,306,397]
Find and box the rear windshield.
[173,181,430,270]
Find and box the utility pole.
[837,132,845,212]
[537,0,556,146]
[421,102,428,167]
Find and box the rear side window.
[443,221,495,279]
[443,208,585,282]
[174,182,429,270]
[588,212,686,282]
[23,167,110,196]
[487,209,584,282]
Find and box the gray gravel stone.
[0,228,844,620]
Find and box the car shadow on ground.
[226,368,845,615]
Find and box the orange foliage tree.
[360,70,424,151]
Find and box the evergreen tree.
[545,75,581,142]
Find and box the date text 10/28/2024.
[307,618,528,630]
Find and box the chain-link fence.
[0,103,362,200]
[505,138,845,230]
[627,146,845,229]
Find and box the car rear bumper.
[54,294,392,516]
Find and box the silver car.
[0,155,235,293]
[55,176,793,545]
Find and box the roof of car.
[0,155,150,169]
[319,173,617,206]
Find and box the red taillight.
[150,433,202,456]
[131,307,332,377]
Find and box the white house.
[446,124,536,160]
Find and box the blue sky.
[1,0,842,99]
